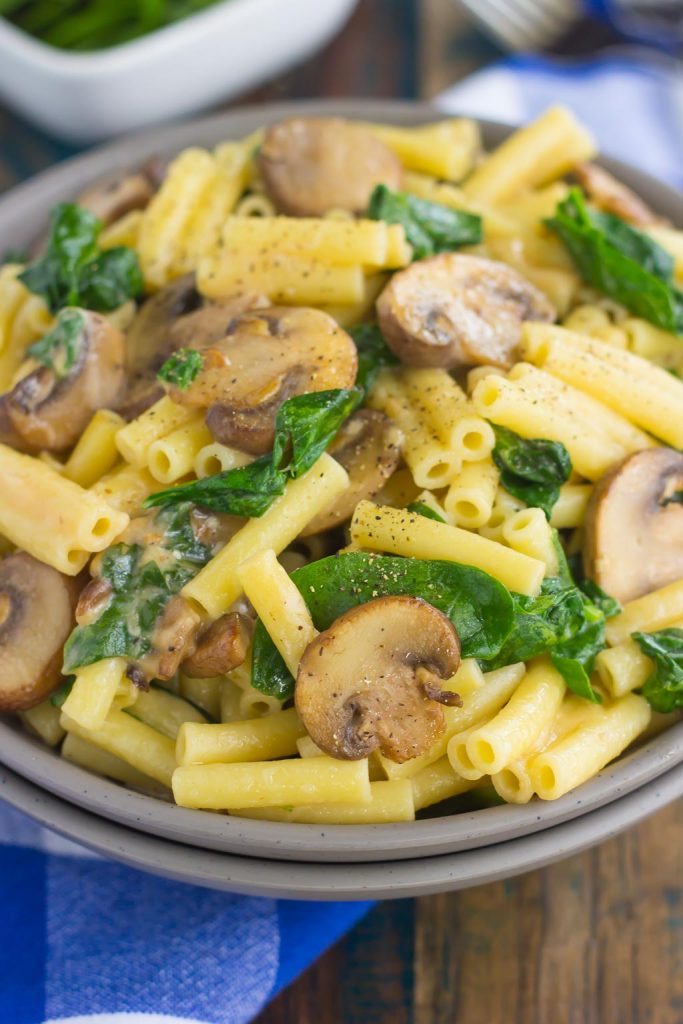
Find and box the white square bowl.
[0,0,358,142]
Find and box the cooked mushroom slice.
[295,596,462,763]
[170,306,358,454]
[0,309,126,453]
[574,163,662,228]
[139,595,203,682]
[0,552,80,711]
[584,448,683,604]
[259,117,402,217]
[76,169,156,227]
[377,253,556,370]
[301,411,404,536]
[121,275,268,419]
[181,612,252,678]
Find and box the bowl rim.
[3,757,683,899]
[1,98,682,864]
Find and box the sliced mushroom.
[574,163,662,228]
[181,612,252,678]
[376,253,556,370]
[120,275,269,419]
[139,595,203,682]
[301,410,404,536]
[0,552,80,711]
[295,595,462,763]
[258,117,402,217]
[0,309,126,453]
[583,448,683,604]
[77,169,156,227]
[168,306,358,454]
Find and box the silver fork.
[454,0,582,51]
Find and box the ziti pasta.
[3,107,683,824]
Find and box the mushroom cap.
[295,595,461,763]
[0,552,80,711]
[174,306,358,454]
[121,275,268,419]
[258,117,402,217]
[376,252,556,370]
[574,163,661,228]
[0,309,126,453]
[584,447,683,604]
[76,169,155,227]
[181,612,252,678]
[301,410,404,536]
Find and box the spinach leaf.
[2,247,29,265]
[491,424,572,519]
[63,503,212,672]
[27,308,85,379]
[19,203,143,314]
[50,677,75,708]
[546,188,683,335]
[406,501,447,523]
[251,552,515,700]
[367,184,483,261]
[272,388,362,477]
[145,388,360,516]
[157,348,204,390]
[348,322,399,393]
[578,580,621,619]
[485,576,604,702]
[632,628,683,712]
[661,490,683,507]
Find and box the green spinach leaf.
[578,580,621,618]
[19,203,143,314]
[546,188,683,335]
[157,348,204,390]
[251,552,515,700]
[491,424,572,519]
[632,628,683,712]
[145,388,360,516]
[367,184,482,261]
[27,308,86,379]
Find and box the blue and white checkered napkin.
[2,48,683,1024]
[438,52,683,189]
[0,800,371,1022]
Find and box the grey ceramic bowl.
[3,758,683,899]
[1,100,682,866]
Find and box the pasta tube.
[444,461,499,529]
[410,757,476,812]
[61,708,177,788]
[172,757,371,810]
[0,444,129,574]
[606,580,683,645]
[365,118,481,181]
[115,396,195,467]
[61,732,168,795]
[184,453,349,618]
[234,780,414,824]
[62,409,124,488]
[350,501,545,596]
[529,694,651,800]
[176,708,306,766]
[147,414,213,484]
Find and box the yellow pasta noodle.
[61,732,168,794]
[529,693,651,800]
[398,368,495,464]
[351,501,545,596]
[20,699,65,747]
[99,209,143,250]
[184,453,348,618]
[549,484,592,529]
[521,322,683,449]
[90,462,163,515]
[62,409,124,488]
[471,372,627,480]
[179,673,224,720]
[147,414,213,484]
[0,444,129,574]
[0,264,54,390]
[444,460,499,529]
[365,118,481,181]
[62,707,176,788]
[463,106,596,203]
[237,548,316,677]
[61,658,131,731]
[410,757,476,812]
[198,249,365,306]
[176,708,306,766]
[595,640,653,699]
[127,686,208,739]
[502,508,559,576]
[116,396,196,467]
[172,757,371,810]
[606,580,683,645]
[194,442,253,478]
[235,780,414,825]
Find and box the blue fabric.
[0,802,372,1022]
[438,52,683,189]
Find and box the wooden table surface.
[238,3,683,1022]
[0,3,680,1021]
